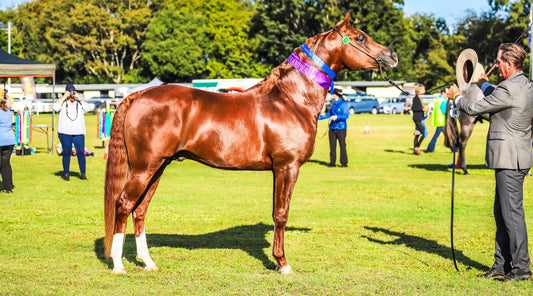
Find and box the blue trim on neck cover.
[300,44,336,94]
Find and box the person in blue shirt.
[319,89,349,167]
[0,92,16,193]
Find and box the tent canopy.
[0,49,55,77]
[0,48,56,155]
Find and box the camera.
[69,91,76,98]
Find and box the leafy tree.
[249,0,327,66]
[142,0,267,82]
[14,0,161,84]
[402,13,454,90]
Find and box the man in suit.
[448,43,533,281]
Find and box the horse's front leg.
[459,130,473,175]
[272,165,300,274]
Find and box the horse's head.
[327,13,398,72]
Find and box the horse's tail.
[104,93,136,258]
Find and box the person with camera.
[53,84,90,181]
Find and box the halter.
[287,26,405,95]
[332,27,407,94]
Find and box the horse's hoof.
[144,265,158,271]
[275,264,295,275]
[112,267,127,274]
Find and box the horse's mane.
[260,33,326,93]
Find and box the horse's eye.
[357,34,366,43]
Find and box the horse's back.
[122,85,274,169]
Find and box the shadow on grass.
[408,163,487,172]
[307,159,331,167]
[94,222,310,271]
[53,170,84,179]
[384,149,410,154]
[362,226,488,271]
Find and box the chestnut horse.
[104,14,398,274]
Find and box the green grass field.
[1,113,533,295]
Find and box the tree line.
[0,0,530,91]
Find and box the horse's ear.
[336,12,351,28]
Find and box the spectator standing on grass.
[426,88,447,152]
[53,84,90,181]
[411,84,428,155]
[0,92,15,193]
[318,88,349,167]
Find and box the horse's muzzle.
[379,51,398,71]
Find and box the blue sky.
[0,0,29,11]
[2,0,492,28]
[403,0,492,28]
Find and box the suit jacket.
[457,71,533,170]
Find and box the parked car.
[344,94,380,114]
[379,97,408,114]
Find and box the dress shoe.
[502,269,532,281]
[62,174,69,181]
[3,189,12,193]
[80,173,87,180]
[477,267,505,278]
[327,163,335,167]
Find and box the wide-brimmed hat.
[455,49,485,92]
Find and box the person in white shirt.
[53,84,90,181]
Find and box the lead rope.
[449,102,461,272]
[450,146,460,272]
[378,64,408,95]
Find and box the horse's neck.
[257,63,329,116]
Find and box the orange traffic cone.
[364,123,370,135]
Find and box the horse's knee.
[272,212,288,226]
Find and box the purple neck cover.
[286,52,332,89]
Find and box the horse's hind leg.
[272,165,300,274]
[110,168,162,273]
[133,165,166,271]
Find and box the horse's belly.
[182,148,272,170]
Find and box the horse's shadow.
[362,226,488,271]
[94,222,310,270]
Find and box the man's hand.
[476,74,489,88]
[330,115,338,121]
[447,84,461,100]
